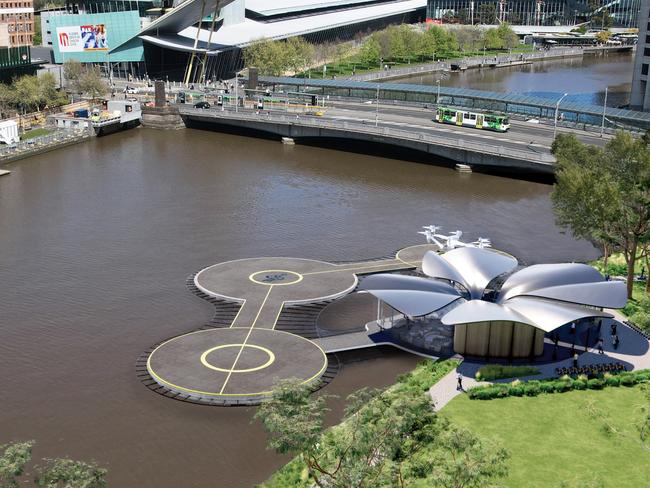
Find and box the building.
[0,0,34,46]
[359,246,626,358]
[109,0,427,81]
[426,0,642,27]
[631,0,650,111]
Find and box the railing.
[180,106,555,165]
[0,129,90,161]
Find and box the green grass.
[475,364,540,381]
[21,128,53,140]
[444,387,650,487]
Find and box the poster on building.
[57,24,108,52]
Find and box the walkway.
[430,309,650,411]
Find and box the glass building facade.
[426,0,642,27]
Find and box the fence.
[180,106,555,165]
[0,128,90,162]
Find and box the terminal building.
[631,0,650,111]
[426,0,642,27]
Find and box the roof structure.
[254,76,650,129]
[362,246,626,333]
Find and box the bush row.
[467,370,650,400]
[475,364,540,381]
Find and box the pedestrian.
[573,352,579,368]
[570,322,576,335]
[611,322,617,336]
[457,373,463,391]
[553,332,560,346]
[597,338,604,354]
[552,344,558,361]
[613,334,620,350]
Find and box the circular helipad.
[147,328,328,401]
[249,270,303,286]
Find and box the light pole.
[436,79,441,105]
[234,68,245,113]
[375,85,380,127]
[553,92,568,139]
[600,86,608,137]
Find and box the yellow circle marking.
[147,328,328,397]
[200,343,275,373]
[249,269,303,286]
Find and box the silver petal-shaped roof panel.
[441,247,518,299]
[498,263,604,303]
[441,299,533,326]
[518,280,627,309]
[364,289,463,317]
[359,274,460,296]
[505,297,613,333]
[421,251,469,289]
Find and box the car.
[127,97,138,102]
[194,101,211,109]
[123,86,138,94]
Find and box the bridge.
[177,101,611,176]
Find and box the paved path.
[146,244,436,405]
[430,309,650,411]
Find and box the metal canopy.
[498,263,604,303]
[519,280,628,309]
[441,299,533,327]
[364,289,463,318]
[422,248,517,299]
[505,297,613,333]
[255,76,650,126]
[359,273,459,295]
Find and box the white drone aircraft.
[418,226,491,250]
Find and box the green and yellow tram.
[435,107,510,132]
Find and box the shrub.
[573,380,587,390]
[510,385,524,396]
[605,375,621,387]
[539,382,555,394]
[587,378,605,390]
[475,364,540,381]
[620,375,637,386]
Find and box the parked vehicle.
[123,86,138,94]
[194,101,211,109]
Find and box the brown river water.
[0,123,599,487]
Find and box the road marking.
[201,343,276,373]
[220,285,274,393]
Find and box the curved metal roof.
[441,247,518,299]
[441,299,533,326]
[442,297,613,333]
[505,297,613,333]
[364,289,463,317]
[519,280,628,309]
[498,263,604,303]
[421,250,469,290]
[359,273,459,295]
[422,247,517,299]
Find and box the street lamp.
[436,79,441,105]
[234,68,245,113]
[600,86,608,137]
[375,85,380,127]
[553,92,568,138]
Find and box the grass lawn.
[21,128,53,140]
[443,386,650,487]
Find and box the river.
[395,52,635,108]
[0,56,612,487]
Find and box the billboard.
[57,24,108,52]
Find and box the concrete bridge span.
[179,107,556,175]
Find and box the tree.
[595,30,611,44]
[285,37,315,75]
[256,379,509,488]
[496,23,519,49]
[0,441,33,487]
[14,75,41,113]
[63,59,84,89]
[34,458,107,488]
[38,72,68,108]
[75,66,107,100]
[1,441,106,488]
[359,36,381,66]
[484,28,503,50]
[551,133,650,298]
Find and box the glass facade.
[426,0,641,27]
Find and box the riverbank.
[0,129,91,166]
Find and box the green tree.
[359,36,381,66]
[285,37,315,75]
[595,30,612,44]
[39,72,68,108]
[35,459,107,488]
[496,23,519,49]
[76,66,107,100]
[256,379,509,488]
[484,28,503,50]
[13,75,41,112]
[0,441,33,487]
[0,441,106,488]
[551,133,650,298]
[63,59,84,89]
